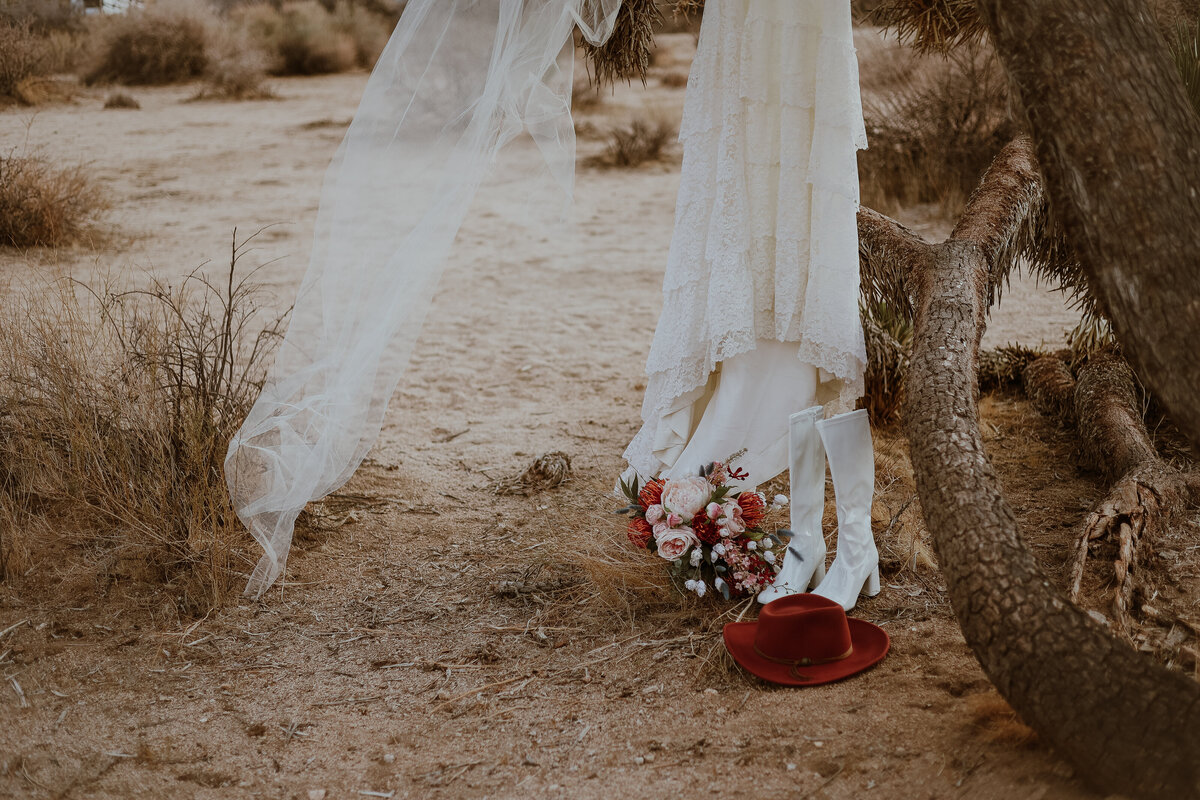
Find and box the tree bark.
[975,0,1200,449]
[904,238,1200,800]
[857,135,1200,797]
[1023,351,1200,632]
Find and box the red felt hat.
[723,593,889,686]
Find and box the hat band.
[752,644,853,680]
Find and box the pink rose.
[667,512,683,528]
[654,526,700,561]
[652,521,669,538]
[706,502,722,520]
[661,476,711,519]
[645,504,665,525]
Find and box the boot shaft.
[815,409,873,510]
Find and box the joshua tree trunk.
[858,135,1200,797]
[975,0,1200,448]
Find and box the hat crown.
[753,594,854,663]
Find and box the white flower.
[645,504,665,525]
[714,577,728,596]
[774,494,789,507]
[747,540,757,551]
[661,476,711,519]
[720,501,745,534]
[760,537,773,549]
[654,526,700,561]
[712,543,726,556]
[694,581,707,598]
[764,551,776,564]
[689,548,703,567]
[684,579,697,591]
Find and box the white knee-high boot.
[812,408,879,611]
[757,406,826,603]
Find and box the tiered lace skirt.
[621,0,868,482]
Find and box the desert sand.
[0,37,1128,800]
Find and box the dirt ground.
[2,34,1197,800]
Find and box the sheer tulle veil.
[225,0,622,597]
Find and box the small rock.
[634,756,645,765]
[786,763,797,771]
[307,791,327,800]
[382,753,395,764]
[703,688,718,695]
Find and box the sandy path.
[0,68,1109,800]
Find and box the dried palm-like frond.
[978,345,1043,392]
[863,300,913,425]
[1169,22,1200,115]
[871,0,987,54]
[672,0,704,17]
[1067,312,1117,368]
[582,0,662,86]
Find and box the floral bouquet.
[617,462,789,600]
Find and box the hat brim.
[723,616,890,687]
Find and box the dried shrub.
[659,69,688,88]
[858,42,1017,213]
[0,154,106,247]
[572,76,603,110]
[84,0,213,85]
[0,0,83,33]
[0,232,285,612]
[198,23,273,99]
[235,1,357,75]
[330,0,391,67]
[588,117,676,168]
[0,20,51,99]
[104,91,141,109]
[39,29,87,74]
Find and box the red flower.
[692,516,721,545]
[627,517,653,548]
[737,492,767,528]
[639,478,664,509]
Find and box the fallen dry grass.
[0,231,284,613]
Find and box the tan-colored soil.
[2,35,1193,800]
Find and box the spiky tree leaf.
[871,0,988,54]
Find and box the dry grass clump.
[659,69,689,88]
[104,91,141,109]
[0,232,284,612]
[588,116,676,168]
[83,1,272,98]
[0,20,51,100]
[859,42,1017,213]
[0,153,106,247]
[233,0,391,76]
[84,0,212,85]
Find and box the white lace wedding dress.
[621,0,868,485]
